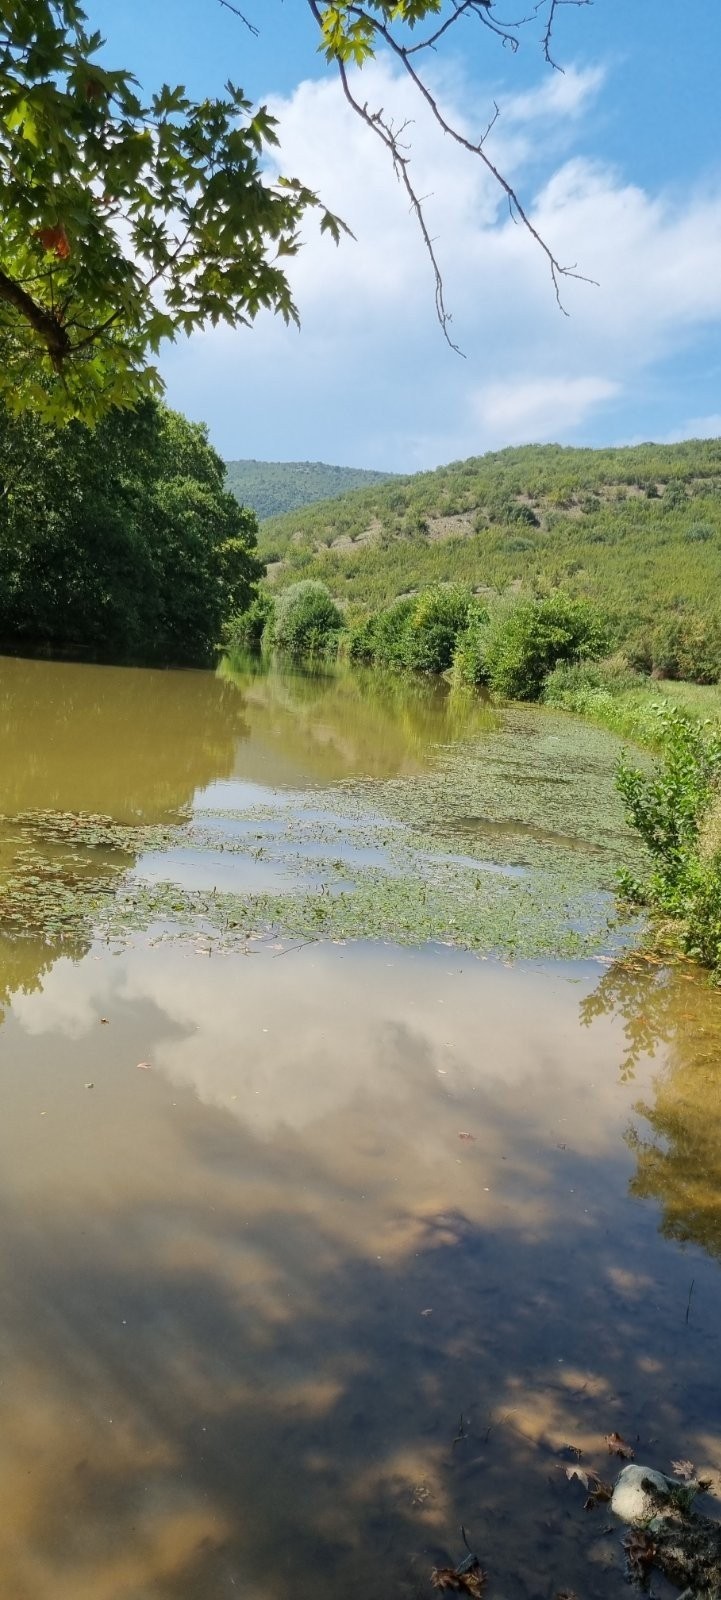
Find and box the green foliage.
[616,709,721,974]
[0,400,262,664]
[272,580,343,660]
[626,612,721,684]
[470,594,609,701]
[224,591,275,654]
[348,586,469,674]
[402,585,469,673]
[0,1,349,421]
[225,460,395,521]
[259,441,721,692]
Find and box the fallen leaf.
[420,1308,433,1316]
[565,1466,590,1490]
[458,1132,476,1142]
[84,1082,94,1090]
[100,1017,109,1024]
[431,1561,487,1596]
[555,1591,579,1600]
[672,1458,696,1481]
[605,1431,634,1459]
[136,1061,152,1071]
[564,1465,612,1508]
[584,1477,612,1511]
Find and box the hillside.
[258,439,721,634]
[224,458,396,520]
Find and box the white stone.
[611,1464,675,1524]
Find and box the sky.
[94,0,721,471]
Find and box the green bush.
[402,585,469,673]
[478,594,609,701]
[452,599,492,687]
[617,708,721,973]
[505,502,540,528]
[224,590,275,654]
[272,580,343,660]
[348,596,415,668]
[626,613,721,684]
[348,586,469,674]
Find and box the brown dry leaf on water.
[623,1528,655,1578]
[431,1560,487,1596]
[136,1061,152,1071]
[672,1458,696,1481]
[564,1465,612,1509]
[605,1431,634,1460]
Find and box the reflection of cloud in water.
[5,942,721,1600]
[13,941,641,1160]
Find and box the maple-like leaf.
[605,1430,635,1459]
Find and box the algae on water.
[0,693,645,961]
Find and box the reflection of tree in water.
[0,656,249,822]
[220,653,498,782]
[0,931,86,1027]
[582,952,721,1259]
[0,655,251,1025]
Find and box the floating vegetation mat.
[0,706,648,960]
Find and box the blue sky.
[94,1,721,469]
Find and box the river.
[0,653,719,1600]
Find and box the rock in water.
[611,1464,675,1524]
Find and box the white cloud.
[161,56,721,466]
[666,413,721,442]
[471,376,619,445]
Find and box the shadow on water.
[0,943,720,1598]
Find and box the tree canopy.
[0,0,589,424]
[0,399,263,663]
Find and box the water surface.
[0,655,720,1600]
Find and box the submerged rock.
[611,1464,677,1524]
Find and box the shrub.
[629,613,721,684]
[272,580,343,660]
[617,708,721,974]
[479,593,609,701]
[224,590,275,654]
[402,585,469,673]
[663,479,689,509]
[505,502,540,528]
[452,599,492,687]
[348,587,469,674]
[348,596,415,667]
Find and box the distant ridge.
[224,458,397,521]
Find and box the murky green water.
[0,655,720,1600]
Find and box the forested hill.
[257,438,721,628]
[224,459,396,520]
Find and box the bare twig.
[217,0,259,36]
